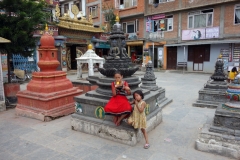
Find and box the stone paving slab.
[0,72,234,160]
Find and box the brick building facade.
[145,0,240,72]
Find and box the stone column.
[88,59,94,76]
[128,45,130,57]
[99,62,103,68]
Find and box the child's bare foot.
[113,116,118,124]
[116,120,121,126]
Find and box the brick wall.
[164,13,178,40]
[119,0,144,17]
[181,5,221,30]
[146,0,238,16]
[86,0,101,24]
[146,0,179,16]
[224,3,240,35]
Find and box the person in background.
[131,52,137,63]
[228,67,238,82]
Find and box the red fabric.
[104,95,132,115]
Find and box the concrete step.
[192,101,219,109]
[158,97,173,109]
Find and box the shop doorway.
[66,45,87,70]
[167,47,177,69]
[193,51,203,71]
[130,46,143,65]
[188,45,210,71]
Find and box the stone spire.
[210,56,227,81]
[140,61,159,91]
[98,14,138,77]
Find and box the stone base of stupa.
[193,81,228,108]
[15,87,82,121]
[71,88,172,146]
[195,104,240,159]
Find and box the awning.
[91,38,107,43]
[0,37,11,43]
[165,39,240,47]
[126,41,143,46]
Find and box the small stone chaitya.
[193,56,228,108]
[196,74,240,159]
[140,61,159,91]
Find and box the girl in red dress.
[104,71,132,126]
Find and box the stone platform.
[16,87,82,121]
[195,104,240,159]
[193,81,228,108]
[71,88,172,146]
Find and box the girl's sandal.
[144,144,150,149]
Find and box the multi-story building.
[144,0,240,72]
[116,0,145,62]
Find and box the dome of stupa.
[40,24,55,49]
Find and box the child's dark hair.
[232,67,238,72]
[114,70,123,76]
[133,90,144,100]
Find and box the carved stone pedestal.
[195,77,240,159]
[192,81,228,108]
[195,104,240,159]
[193,58,227,108]
[71,88,172,146]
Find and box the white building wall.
[203,44,229,73]
[176,43,230,73]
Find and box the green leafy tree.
[0,0,49,82]
[102,3,116,32]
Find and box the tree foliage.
[102,3,116,32]
[0,0,49,56]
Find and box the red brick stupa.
[15,25,82,121]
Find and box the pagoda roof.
[55,4,103,33]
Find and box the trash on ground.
[164,138,172,142]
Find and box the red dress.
[104,81,132,115]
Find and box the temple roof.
[55,4,103,33]
[0,37,11,43]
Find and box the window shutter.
[151,20,154,32]
[115,0,119,9]
[133,0,137,6]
